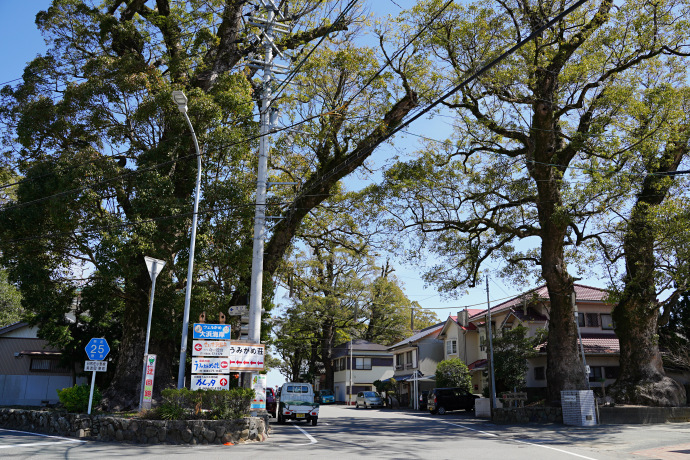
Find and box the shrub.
[156,387,255,420]
[57,384,101,413]
[435,358,472,391]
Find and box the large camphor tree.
[0,0,421,409]
[368,0,690,404]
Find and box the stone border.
[492,406,690,425]
[0,408,270,445]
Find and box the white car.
[355,391,383,409]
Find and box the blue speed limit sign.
[85,338,110,361]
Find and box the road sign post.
[85,338,110,415]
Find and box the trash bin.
[561,390,597,426]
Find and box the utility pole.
[485,276,497,412]
[247,1,289,366]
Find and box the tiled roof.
[388,322,444,350]
[468,284,609,320]
[536,333,619,355]
[468,359,487,371]
[448,316,477,331]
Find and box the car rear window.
[363,391,378,397]
[286,385,309,393]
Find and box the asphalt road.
[1,405,689,459]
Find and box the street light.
[173,90,202,389]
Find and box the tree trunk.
[610,156,687,406]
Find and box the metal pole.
[572,292,590,389]
[486,276,497,411]
[140,274,157,410]
[87,370,97,415]
[349,337,353,406]
[177,112,202,389]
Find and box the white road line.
[0,428,85,449]
[0,440,85,449]
[403,414,600,460]
[279,423,318,446]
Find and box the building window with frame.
[406,350,413,365]
[480,335,486,351]
[604,366,619,379]
[446,339,457,355]
[589,366,604,382]
[586,313,600,327]
[30,358,68,373]
[355,357,371,370]
[396,354,403,366]
[600,314,614,330]
[577,313,585,327]
[534,366,545,381]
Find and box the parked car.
[418,390,429,411]
[317,389,335,404]
[266,387,277,418]
[427,388,479,414]
[355,391,384,409]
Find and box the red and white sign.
[191,340,232,357]
[225,343,266,371]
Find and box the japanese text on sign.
[192,323,232,340]
[84,360,108,372]
[192,357,231,374]
[191,375,230,391]
[192,340,232,357]
[224,343,266,371]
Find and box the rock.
[202,429,215,442]
[181,428,193,443]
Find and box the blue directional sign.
[85,338,110,361]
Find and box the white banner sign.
[84,360,108,372]
[226,343,265,371]
[192,340,232,357]
[191,374,230,391]
[192,357,231,374]
[251,374,267,410]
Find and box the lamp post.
[172,90,202,389]
[140,256,165,411]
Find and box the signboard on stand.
[142,354,157,410]
[84,361,108,372]
[191,375,230,390]
[251,374,267,410]
[226,343,265,371]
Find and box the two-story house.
[331,339,394,404]
[438,284,620,397]
[387,322,445,407]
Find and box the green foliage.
[0,269,22,327]
[57,384,101,413]
[154,388,255,420]
[435,358,472,391]
[492,325,544,392]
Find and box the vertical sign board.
[142,354,157,410]
[251,374,267,410]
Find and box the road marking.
[0,428,85,449]
[405,415,600,460]
[278,423,318,446]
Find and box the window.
[406,350,413,364]
[355,358,371,370]
[604,366,619,379]
[396,354,403,367]
[341,358,346,370]
[589,366,604,382]
[480,335,486,351]
[601,314,614,330]
[577,313,585,327]
[334,359,340,372]
[30,358,68,373]
[534,366,545,381]
[586,313,600,327]
[446,339,457,355]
